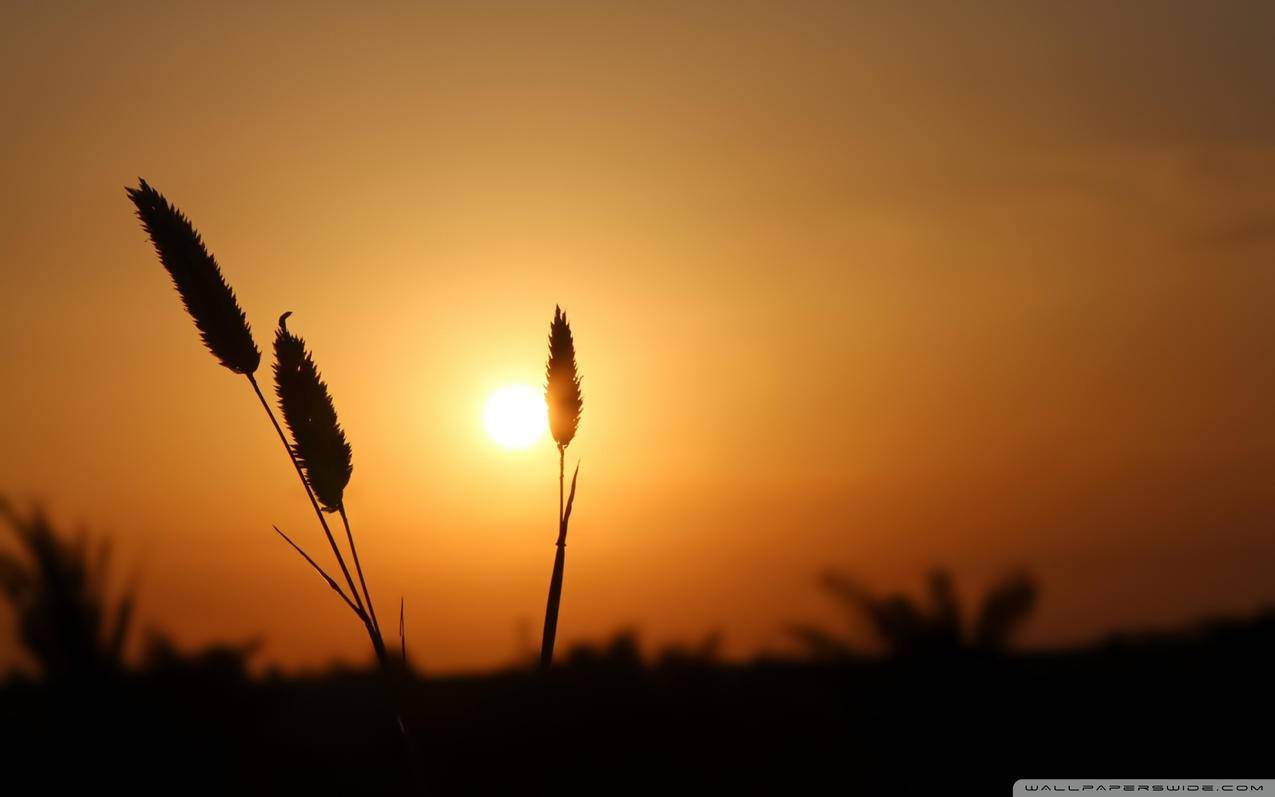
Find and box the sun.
[484,385,548,449]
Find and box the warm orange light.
[483,385,548,449]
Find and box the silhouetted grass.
[273,312,386,664]
[125,179,260,376]
[540,305,584,669]
[126,180,404,737]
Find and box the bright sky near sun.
[1,1,1274,673]
[484,386,548,450]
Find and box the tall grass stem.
[540,455,578,670]
[339,506,380,638]
[247,373,366,617]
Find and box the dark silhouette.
[545,305,583,448]
[126,182,405,740]
[0,499,135,680]
[4,596,1272,792]
[790,568,1038,659]
[541,305,584,669]
[274,312,355,516]
[2,511,1272,792]
[125,179,261,375]
[273,312,387,664]
[126,182,389,664]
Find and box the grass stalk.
[247,373,366,618]
[539,306,584,670]
[273,525,360,615]
[339,506,381,638]
[129,179,414,778]
[540,456,578,670]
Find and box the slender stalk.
[276,528,404,765]
[367,619,390,669]
[246,373,365,617]
[540,543,567,669]
[339,505,381,638]
[130,182,417,779]
[399,598,408,668]
[540,447,570,669]
[255,360,408,766]
[273,525,360,615]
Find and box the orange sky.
[2,1,1274,673]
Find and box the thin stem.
[399,597,407,668]
[339,505,380,638]
[246,373,366,617]
[367,619,390,669]
[540,445,568,670]
[540,543,567,670]
[248,376,414,777]
[273,525,361,616]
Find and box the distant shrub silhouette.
[141,631,259,682]
[564,628,643,672]
[791,569,1038,659]
[655,631,724,670]
[532,628,724,672]
[0,498,136,680]
[540,305,584,669]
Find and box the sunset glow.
[483,385,548,450]
[1,2,1273,679]
[3,2,1273,786]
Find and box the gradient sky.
[2,1,1273,673]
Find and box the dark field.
[2,615,1270,793]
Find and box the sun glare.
[484,385,548,449]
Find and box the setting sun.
[483,385,548,449]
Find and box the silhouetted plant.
[141,631,260,681]
[126,181,401,721]
[971,571,1037,651]
[791,568,1038,659]
[0,498,136,680]
[273,312,387,665]
[125,179,260,375]
[540,305,583,669]
[564,628,643,672]
[656,631,724,670]
[274,313,353,514]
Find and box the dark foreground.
[1,614,1271,794]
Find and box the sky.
[2,0,1273,673]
